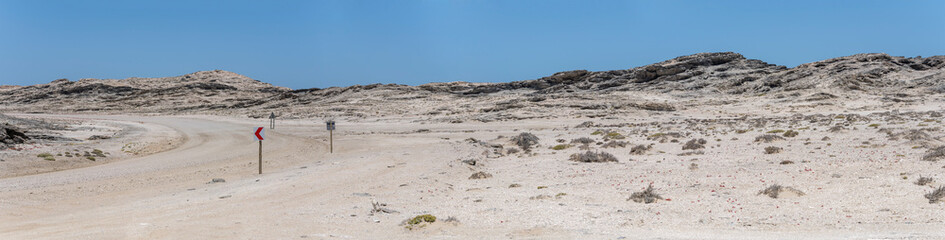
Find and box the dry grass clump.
[37,153,55,161]
[569,151,617,163]
[754,134,785,143]
[677,151,704,156]
[758,184,805,198]
[764,146,783,154]
[782,130,799,137]
[571,137,595,145]
[647,132,682,143]
[628,184,662,204]
[915,176,934,186]
[512,132,539,151]
[404,214,437,230]
[469,171,493,179]
[601,140,628,148]
[551,144,570,150]
[630,144,651,155]
[681,138,707,150]
[926,187,945,204]
[922,146,945,161]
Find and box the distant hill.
[1,53,942,120]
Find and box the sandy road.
[0,115,336,239]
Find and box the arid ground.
[2,52,945,239]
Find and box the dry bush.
[677,151,704,156]
[915,176,934,186]
[758,184,805,198]
[782,130,799,137]
[571,137,595,145]
[602,140,628,148]
[922,146,945,161]
[569,151,617,163]
[628,184,662,204]
[647,132,682,143]
[780,160,794,165]
[630,144,651,155]
[512,132,539,151]
[754,135,785,143]
[469,171,493,179]
[764,146,783,154]
[681,138,707,150]
[926,186,945,204]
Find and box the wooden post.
[258,141,263,174]
[329,129,333,153]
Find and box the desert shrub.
[468,171,492,179]
[86,156,96,161]
[604,132,625,140]
[571,137,595,145]
[915,176,934,186]
[764,146,783,154]
[868,123,880,128]
[922,146,945,161]
[408,214,436,225]
[677,151,704,156]
[681,138,707,150]
[506,147,520,154]
[754,135,785,143]
[926,186,945,204]
[551,144,570,150]
[779,160,794,165]
[758,184,804,198]
[767,129,785,134]
[630,145,651,155]
[601,141,628,148]
[782,130,799,137]
[569,151,617,163]
[628,184,662,204]
[591,130,604,135]
[37,153,52,158]
[512,132,539,151]
[575,121,595,128]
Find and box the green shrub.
[407,214,436,225]
[551,144,570,150]
[767,129,785,134]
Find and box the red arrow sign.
[254,127,265,141]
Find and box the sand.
[1,112,944,239]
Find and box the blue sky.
[1,1,943,89]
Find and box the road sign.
[254,126,265,174]
[254,127,265,141]
[269,112,276,129]
[268,112,275,119]
[326,120,335,153]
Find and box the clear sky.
[1,1,943,89]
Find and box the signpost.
[254,127,265,174]
[326,120,335,153]
[268,112,276,129]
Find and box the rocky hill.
[1,53,943,120]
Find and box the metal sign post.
[268,112,276,129]
[326,120,335,153]
[254,127,265,174]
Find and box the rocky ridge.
[1,52,943,119]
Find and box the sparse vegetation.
[681,138,707,150]
[551,144,570,150]
[758,184,804,198]
[779,160,794,165]
[922,146,945,161]
[468,171,492,179]
[754,134,785,143]
[915,176,934,186]
[630,144,651,155]
[601,140,628,148]
[767,129,785,134]
[571,137,595,145]
[37,153,55,161]
[926,186,945,204]
[764,146,783,154]
[512,132,539,151]
[628,184,662,204]
[782,130,798,137]
[405,214,437,229]
[569,151,617,163]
